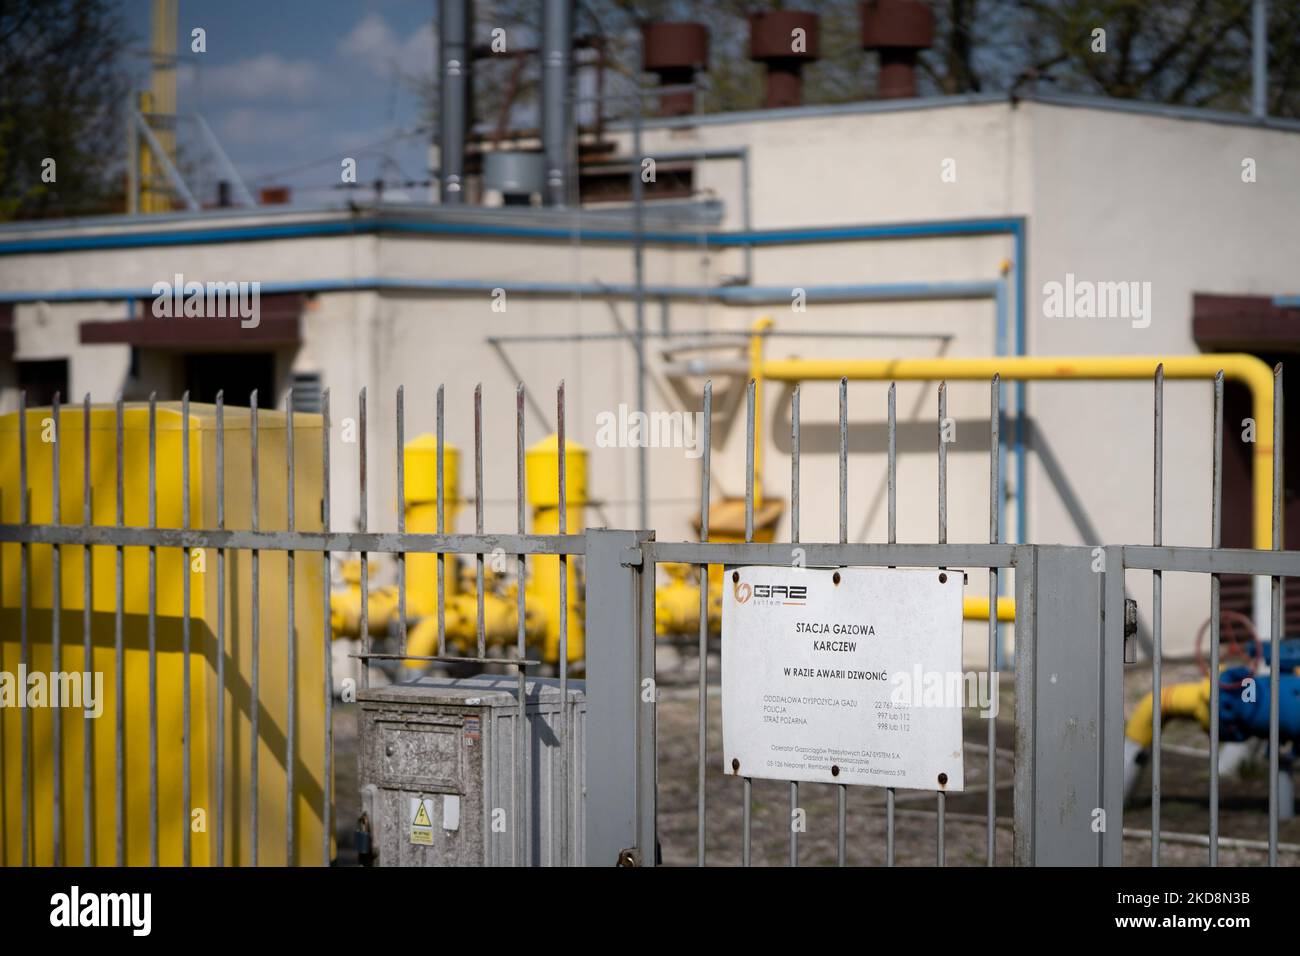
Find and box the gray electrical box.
[357,675,585,866]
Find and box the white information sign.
[722,566,965,792]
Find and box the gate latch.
[1123,598,1139,664]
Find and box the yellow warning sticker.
[409,797,435,845]
[412,802,432,828]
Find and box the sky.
[122,0,439,205]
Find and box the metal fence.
[0,363,1293,866]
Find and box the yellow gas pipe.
[525,434,587,664]
[749,320,1278,623]
[1125,680,1213,748]
[331,431,585,666]
[329,436,465,640]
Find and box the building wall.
[2,99,1298,653]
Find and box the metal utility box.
[357,675,584,866]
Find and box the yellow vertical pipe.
[138,91,154,214]
[749,316,773,510]
[402,435,460,613]
[526,435,587,664]
[141,0,176,214]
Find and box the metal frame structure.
[0,362,1293,867]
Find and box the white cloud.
[219,107,314,145]
[340,12,435,76]
[194,53,323,103]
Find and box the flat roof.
[608,89,1300,135]
[0,196,726,246]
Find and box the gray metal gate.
[592,368,1295,867]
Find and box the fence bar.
[474,384,485,661]
[395,386,406,661]
[698,380,712,867]
[51,393,62,865]
[886,382,896,866]
[1101,544,1128,866]
[1151,365,1164,867]
[515,383,528,866]
[988,375,1000,866]
[745,379,755,543]
[18,393,30,866]
[1269,363,1283,866]
[791,384,800,868]
[937,382,948,542]
[557,381,570,863]
[321,389,333,866]
[250,391,263,865]
[15,395,29,868]
[182,392,192,867]
[1209,371,1223,866]
[147,393,158,867]
[436,385,446,658]
[111,396,125,864]
[0,524,593,556]
[837,377,848,865]
[82,394,93,866]
[1122,545,1300,576]
[643,542,1015,567]
[936,382,947,866]
[359,388,369,691]
[638,529,659,866]
[887,383,896,544]
[743,378,755,866]
[286,390,297,865]
[215,393,226,865]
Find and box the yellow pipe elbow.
[757,353,1276,549]
[1124,679,1212,748]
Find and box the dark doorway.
[16,359,68,406]
[183,353,275,406]
[1193,294,1300,634]
[1221,361,1300,634]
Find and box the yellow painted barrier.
[0,404,327,866]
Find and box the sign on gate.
[722,566,965,791]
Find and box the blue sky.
[122,0,439,204]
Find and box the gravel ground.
[652,646,1299,867]
[329,651,1297,867]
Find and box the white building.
[3,91,1299,653]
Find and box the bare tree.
[0,0,129,220]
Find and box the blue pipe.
[0,214,1028,257]
[0,277,1001,305]
[1,212,1031,631]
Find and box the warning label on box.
[409,796,435,845]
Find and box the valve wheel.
[1195,609,1262,691]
